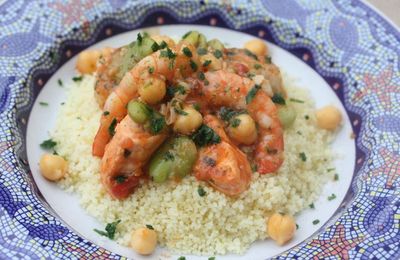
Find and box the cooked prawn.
[101,115,167,199]
[193,115,252,196]
[92,43,200,157]
[195,70,284,174]
[224,48,286,97]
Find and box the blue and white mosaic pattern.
[0,0,399,259]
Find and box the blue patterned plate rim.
[0,0,399,259]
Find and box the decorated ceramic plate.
[0,0,399,259]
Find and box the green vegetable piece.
[149,137,198,183]
[207,39,225,51]
[278,106,297,128]
[40,139,57,150]
[127,100,152,124]
[198,33,208,48]
[182,31,200,46]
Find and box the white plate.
[26,25,355,260]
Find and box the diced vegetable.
[127,100,152,124]
[278,106,297,128]
[198,34,208,48]
[182,31,207,48]
[207,39,225,51]
[149,137,197,183]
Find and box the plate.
[1,1,399,259]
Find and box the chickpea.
[267,213,296,246]
[139,77,166,105]
[173,106,203,135]
[39,154,68,181]
[199,53,222,71]
[228,114,257,145]
[244,39,268,57]
[76,50,101,74]
[151,35,176,48]
[316,105,342,131]
[130,227,157,255]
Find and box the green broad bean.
[207,39,225,51]
[149,137,197,183]
[127,100,152,124]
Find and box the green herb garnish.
[177,257,186,260]
[103,111,110,116]
[174,107,188,115]
[309,203,315,209]
[191,124,221,147]
[197,186,207,197]
[230,118,241,128]
[115,175,127,184]
[328,194,336,201]
[271,93,286,105]
[289,98,304,103]
[94,220,121,240]
[57,79,63,87]
[148,66,154,74]
[182,47,192,57]
[146,224,154,230]
[72,76,83,82]
[39,102,48,106]
[108,118,117,136]
[197,47,207,55]
[198,71,205,80]
[245,84,261,104]
[218,107,246,122]
[312,219,320,225]
[208,257,216,260]
[202,60,212,67]
[149,116,166,135]
[304,115,310,120]
[159,41,168,49]
[123,149,131,158]
[254,63,262,69]
[299,152,307,162]
[213,49,223,59]
[190,60,198,71]
[137,33,143,44]
[244,49,258,60]
[265,56,272,64]
[334,174,339,181]
[193,103,201,111]
[327,168,335,172]
[40,139,57,150]
[160,47,177,60]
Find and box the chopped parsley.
[244,49,258,60]
[174,107,188,115]
[72,76,83,82]
[197,47,207,55]
[146,224,154,230]
[296,224,299,230]
[198,71,205,80]
[151,42,160,52]
[202,60,212,67]
[230,118,241,128]
[271,93,286,105]
[309,203,315,209]
[327,168,335,172]
[265,55,272,64]
[254,63,262,70]
[40,139,57,150]
[197,186,206,197]
[312,219,320,225]
[213,49,223,59]
[57,79,63,87]
[177,257,186,260]
[208,257,216,260]
[159,41,168,49]
[148,66,154,74]
[251,163,258,172]
[114,175,127,184]
[39,102,48,106]
[137,33,143,44]
[218,107,247,122]
[149,116,166,135]
[108,118,118,136]
[328,193,337,201]
[299,152,307,162]
[245,84,261,104]
[94,220,121,240]
[123,149,131,158]
[289,98,304,103]
[164,151,175,161]
[182,47,192,57]
[160,47,177,60]
[334,174,339,181]
[167,85,186,97]
[304,115,310,120]
[190,60,198,71]
[193,103,201,111]
[103,111,110,116]
[191,124,221,147]
[247,73,255,79]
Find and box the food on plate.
[316,105,342,131]
[267,212,296,245]
[39,154,68,181]
[43,31,341,255]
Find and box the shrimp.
[92,43,200,157]
[101,115,167,199]
[193,115,252,196]
[196,70,284,174]
[224,48,286,97]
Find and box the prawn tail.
[92,119,112,157]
